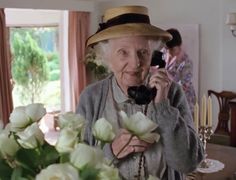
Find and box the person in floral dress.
[164,28,196,116]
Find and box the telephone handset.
[127,51,166,105]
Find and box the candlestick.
[207,96,212,127]
[194,102,199,133]
[201,95,207,126]
[198,126,214,168]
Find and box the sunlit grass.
[12,80,61,112]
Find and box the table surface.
[195,143,236,180]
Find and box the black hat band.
[97,13,150,33]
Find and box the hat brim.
[86,23,172,47]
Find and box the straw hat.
[86,5,172,47]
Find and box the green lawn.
[12,80,61,112]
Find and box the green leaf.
[95,65,106,74]
[15,143,60,175]
[11,167,23,180]
[15,148,40,174]
[10,167,30,180]
[14,178,28,180]
[0,159,12,180]
[59,153,70,164]
[40,143,60,167]
[100,141,106,149]
[86,61,97,70]
[79,165,99,180]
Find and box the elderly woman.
[77,5,203,180]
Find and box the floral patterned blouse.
[166,52,196,116]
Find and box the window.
[5,9,65,113]
[10,27,61,112]
[5,9,69,134]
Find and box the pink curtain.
[0,9,13,126]
[68,11,90,112]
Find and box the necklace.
[109,78,149,180]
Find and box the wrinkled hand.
[111,129,151,159]
[149,69,172,103]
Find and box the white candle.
[194,102,199,133]
[207,96,212,127]
[201,95,207,126]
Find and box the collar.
[112,77,130,103]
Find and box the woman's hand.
[149,69,172,103]
[111,129,151,159]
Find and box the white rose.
[9,106,30,131]
[55,128,78,153]
[58,112,85,132]
[36,163,79,180]
[98,164,120,180]
[92,118,115,143]
[17,122,44,149]
[25,103,46,122]
[0,130,19,157]
[120,111,160,143]
[70,143,104,170]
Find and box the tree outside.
[11,32,49,103]
[10,27,60,111]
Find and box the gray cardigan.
[77,75,203,180]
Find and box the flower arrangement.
[0,103,160,180]
[0,104,119,180]
[84,47,110,80]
